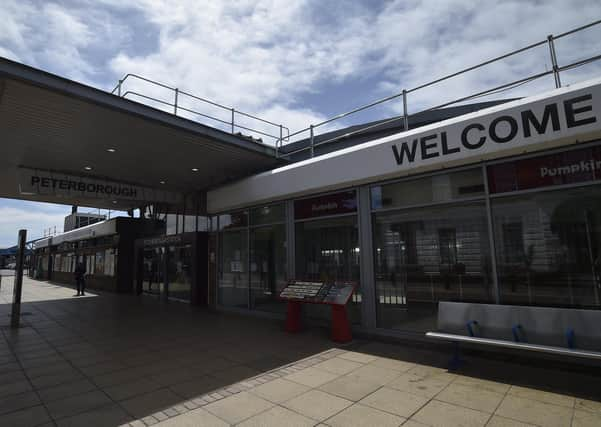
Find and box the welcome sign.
[18,168,184,204]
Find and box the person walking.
[74,260,86,296]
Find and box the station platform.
[1,276,600,427]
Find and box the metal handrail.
[276,19,601,158]
[111,73,290,151]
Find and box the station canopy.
[0,57,284,212]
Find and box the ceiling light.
[191,168,199,172]
[107,148,116,153]
[160,180,166,184]
[112,200,117,204]
[84,166,92,171]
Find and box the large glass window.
[295,215,361,323]
[218,228,249,308]
[373,202,492,331]
[492,186,601,308]
[250,224,287,312]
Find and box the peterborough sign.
[18,168,183,204]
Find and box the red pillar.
[331,305,352,343]
[285,301,302,333]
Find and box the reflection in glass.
[167,245,192,301]
[295,216,361,323]
[250,224,287,313]
[373,203,492,331]
[493,186,601,308]
[218,229,249,308]
[142,248,165,296]
[371,168,484,210]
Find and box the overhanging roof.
[0,57,285,211]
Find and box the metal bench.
[426,302,601,367]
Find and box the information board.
[279,281,355,305]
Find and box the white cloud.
[0,205,67,247]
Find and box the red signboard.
[294,190,357,220]
[487,145,601,194]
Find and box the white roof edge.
[208,76,601,213]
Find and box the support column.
[11,229,27,329]
[358,186,377,329]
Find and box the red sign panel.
[487,145,601,194]
[294,190,357,220]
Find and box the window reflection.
[493,186,601,308]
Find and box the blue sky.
[1,0,600,246]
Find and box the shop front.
[135,232,208,305]
[210,141,601,336]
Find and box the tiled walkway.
[1,275,600,427]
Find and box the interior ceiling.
[0,61,284,211]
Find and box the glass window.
[167,245,192,301]
[492,185,601,309]
[86,254,95,276]
[295,215,361,323]
[218,229,248,308]
[166,214,177,235]
[95,251,105,275]
[183,215,197,233]
[373,202,493,331]
[142,248,164,295]
[250,203,285,226]
[371,168,484,210]
[54,254,61,272]
[219,211,248,230]
[104,249,116,276]
[250,224,287,313]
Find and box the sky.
[0,0,600,246]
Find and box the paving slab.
[250,377,310,403]
[360,387,429,419]
[283,389,352,422]
[324,403,405,427]
[495,395,574,427]
[411,399,490,427]
[203,391,274,424]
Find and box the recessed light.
[107,148,116,153]
[160,180,166,184]
[191,168,199,172]
[84,166,92,171]
[112,200,117,204]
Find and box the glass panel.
[183,215,197,233]
[250,224,287,313]
[371,168,484,210]
[295,216,361,323]
[250,203,285,226]
[167,245,192,301]
[142,248,165,295]
[198,216,209,232]
[104,249,116,276]
[166,214,177,235]
[219,211,248,230]
[95,251,105,275]
[492,186,601,308]
[488,145,601,194]
[219,229,248,308]
[295,191,357,220]
[373,202,492,331]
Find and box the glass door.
[142,248,165,296]
[166,245,192,302]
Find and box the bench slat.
[426,332,601,360]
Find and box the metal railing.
[275,19,601,158]
[111,74,290,151]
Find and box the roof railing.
[277,19,601,159]
[110,74,290,154]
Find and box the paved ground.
[1,276,600,427]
